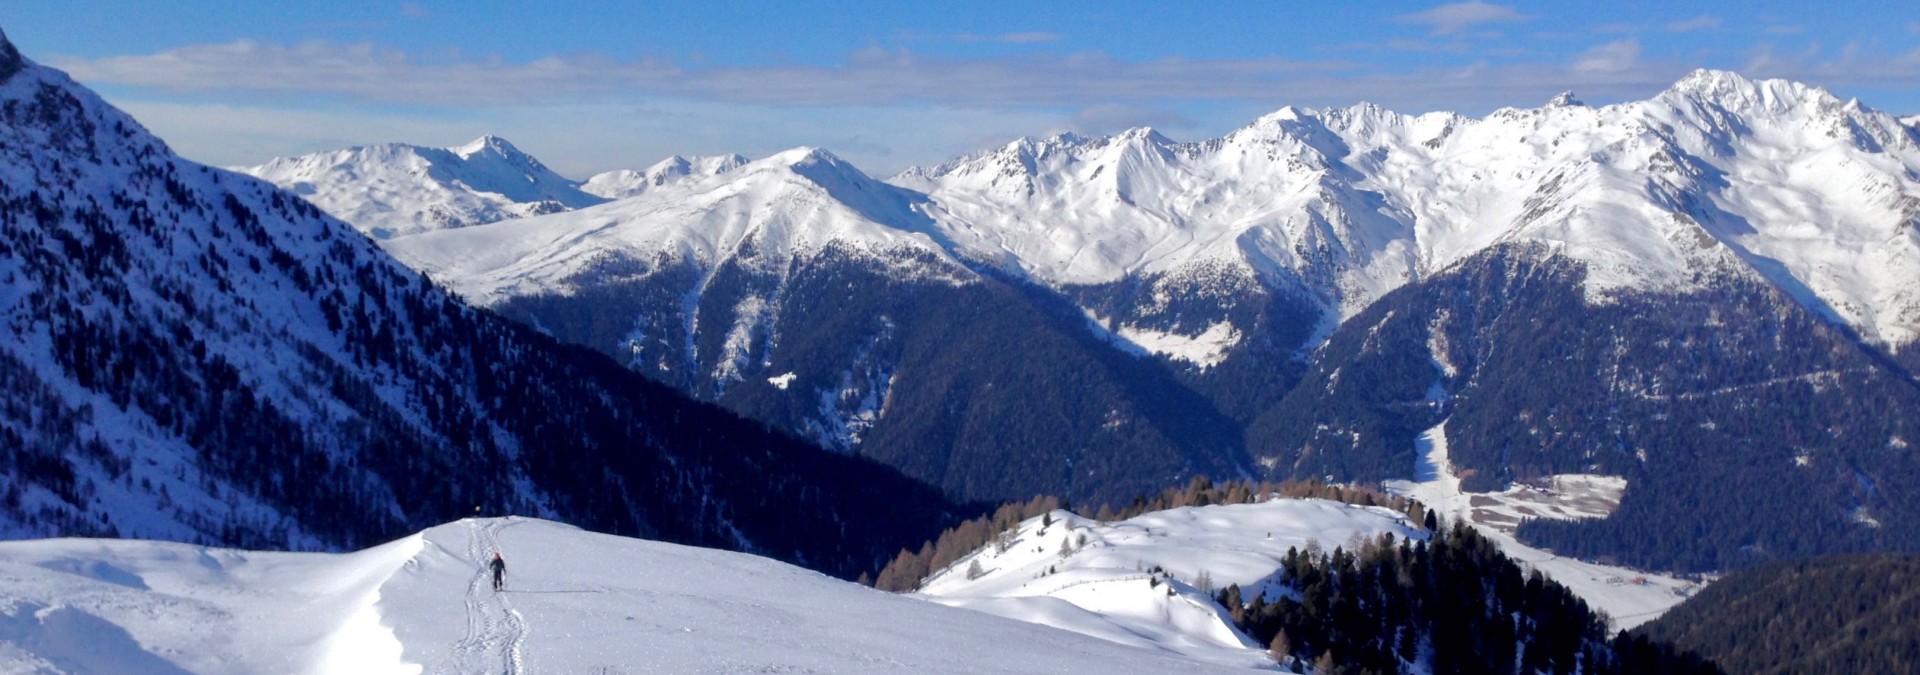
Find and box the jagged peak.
[1048,130,1090,146]
[452,134,527,159]
[763,145,843,167]
[1248,106,1312,128]
[1114,126,1174,145]
[0,27,22,83]
[648,154,694,173]
[1662,69,1840,112]
[1547,91,1586,107]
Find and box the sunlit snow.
[0,518,1251,674]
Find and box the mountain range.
[244,66,1920,574]
[0,27,960,578]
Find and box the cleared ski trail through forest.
[438,518,527,675]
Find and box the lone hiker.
[490,552,507,592]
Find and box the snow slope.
[238,135,606,239]
[386,147,970,305]
[1384,422,1703,629]
[918,499,1422,668]
[581,153,748,200]
[0,517,1249,674]
[899,71,1920,348]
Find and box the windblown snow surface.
[918,499,1422,669]
[0,517,1254,674]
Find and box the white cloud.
[1664,16,1721,33]
[1572,39,1640,74]
[1391,2,1530,36]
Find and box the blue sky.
[3,1,1917,176]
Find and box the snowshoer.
[490,552,506,592]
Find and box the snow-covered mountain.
[580,153,748,200]
[235,66,1920,567]
[899,70,1920,351]
[0,27,956,574]
[0,517,1246,674]
[386,147,1246,505]
[388,146,968,305]
[237,135,607,239]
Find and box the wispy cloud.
[955,32,1061,44]
[400,2,429,19]
[1764,25,1805,35]
[1572,39,1640,73]
[53,36,1920,139]
[1664,16,1721,33]
[53,39,1367,108]
[1391,2,1530,36]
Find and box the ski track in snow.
[444,518,527,675]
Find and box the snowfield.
[918,499,1423,669]
[0,518,1251,674]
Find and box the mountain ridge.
[0,29,961,576]
[211,61,1920,570]
[237,134,607,239]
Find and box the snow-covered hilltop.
[581,153,748,200]
[899,69,1920,348]
[237,135,607,239]
[0,518,1246,674]
[918,499,1421,669]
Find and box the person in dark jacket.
[490,552,506,592]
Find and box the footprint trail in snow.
[440,518,527,675]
